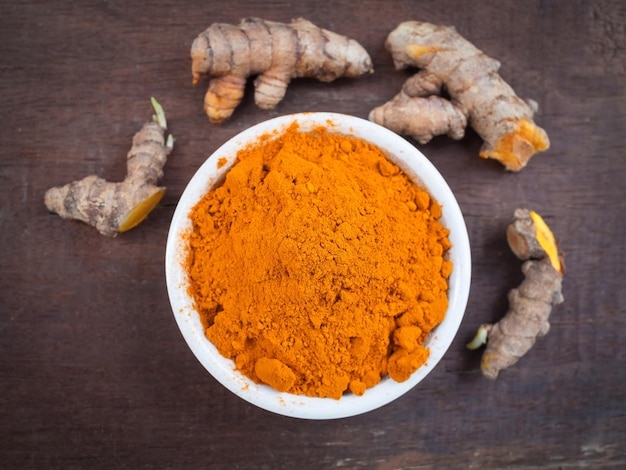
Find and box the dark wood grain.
[1,0,625,468]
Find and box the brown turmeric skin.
[467,209,564,379]
[191,17,373,124]
[186,123,452,399]
[44,98,174,236]
[369,21,550,171]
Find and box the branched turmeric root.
[467,209,564,379]
[44,98,174,236]
[191,17,373,124]
[369,21,550,171]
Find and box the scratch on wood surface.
[588,2,625,72]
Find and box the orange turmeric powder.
[186,122,452,399]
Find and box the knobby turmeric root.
[369,21,550,171]
[191,17,373,124]
[467,209,564,379]
[44,98,174,236]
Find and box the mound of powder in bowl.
[185,122,452,399]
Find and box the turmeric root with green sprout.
[190,17,373,124]
[369,21,550,171]
[467,209,564,379]
[44,98,174,236]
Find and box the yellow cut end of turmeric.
[481,118,550,171]
[405,44,449,60]
[529,211,562,274]
[519,118,550,151]
[118,189,166,233]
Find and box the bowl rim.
[165,112,471,420]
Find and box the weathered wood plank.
[1,0,624,467]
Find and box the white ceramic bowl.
[165,112,471,420]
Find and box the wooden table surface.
[2,0,624,468]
